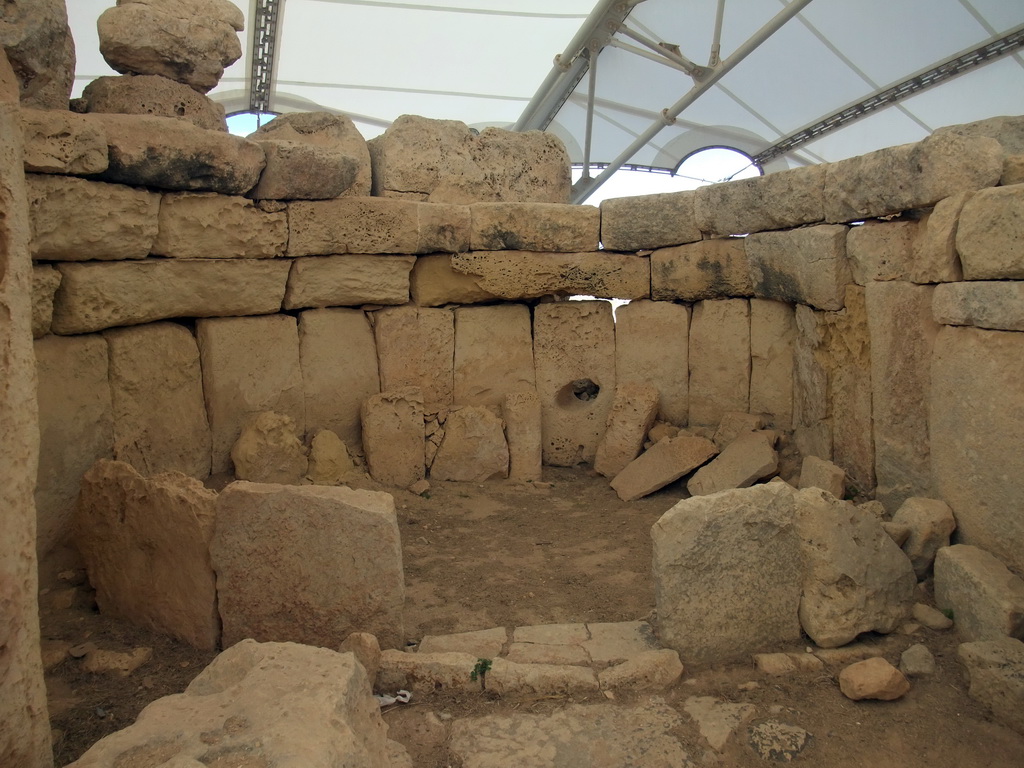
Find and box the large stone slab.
[299,308,379,449]
[688,299,750,427]
[27,174,159,261]
[430,406,509,482]
[75,460,218,649]
[934,545,1024,642]
[153,192,287,259]
[410,253,497,307]
[932,281,1024,332]
[0,0,74,110]
[614,299,690,425]
[750,299,796,429]
[503,389,542,482]
[31,264,60,338]
[686,430,778,496]
[846,219,917,284]
[105,322,211,478]
[694,164,825,236]
[20,108,107,175]
[77,74,227,131]
[958,638,1024,735]
[746,225,851,311]
[533,301,616,466]
[600,190,701,250]
[470,202,599,251]
[930,326,1024,574]
[453,304,534,406]
[196,315,304,475]
[594,383,660,479]
[958,185,1024,279]
[909,192,968,284]
[375,305,455,407]
[651,237,751,301]
[361,389,425,488]
[67,640,392,767]
[284,255,415,309]
[610,435,718,502]
[212,482,404,649]
[51,259,290,335]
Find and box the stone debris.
[594,382,660,478]
[153,191,287,259]
[597,649,684,693]
[881,521,912,547]
[361,389,426,488]
[900,643,936,677]
[891,497,957,579]
[609,434,717,502]
[934,544,1024,642]
[712,411,767,449]
[753,652,824,676]
[912,602,954,631]
[838,657,911,701]
[339,632,383,683]
[429,405,509,482]
[306,429,357,485]
[746,720,813,761]
[647,421,680,444]
[76,74,228,131]
[687,429,778,497]
[230,411,308,484]
[81,647,153,677]
[957,637,1024,735]
[684,696,757,752]
[798,455,846,498]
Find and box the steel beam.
[250,0,284,114]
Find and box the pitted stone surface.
[21,109,108,175]
[361,389,425,488]
[375,306,454,406]
[0,0,75,109]
[651,237,752,301]
[470,202,600,252]
[31,265,60,338]
[601,190,701,250]
[284,255,415,309]
[78,74,227,130]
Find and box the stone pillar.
[688,299,750,427]
[0,49,53,768]
[614,299,689,426]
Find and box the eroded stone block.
[594,383,660,479]
[78,74,228,131]
[614,300,689,426]
[688,299,750,427]
[470,202,599,252]
[429,406,509,482]
[847,219,917,284]
[410,254,497,307]
[231,411,308,484]
[909,192,968,284]
[31,264,60,338]
[600,191,700,251]
[932,281,1024,332]
[892,497,956,579]
[453,304,534,407]
[651,238,751,302]
[687,430,777,497]
[694,164,825,236]
[935,545,1024,642]
[21,108,108,175]
[284,255,415,309]
[503,389,542,483]
[374,305,454,407]
[957,185,1024,279]
[361,389,425,488]
[746,225,851,311]
[153,192,287,259]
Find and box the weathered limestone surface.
[27,174,159,261]
[909,192,968,284]
[249,138,360,201]
[533,301,616,466]
[410,253,497,307]
[934,545,1024,642]
[369,115,570,203]
[614,300,689,425]
[68,640,392,768]
[932,281,1024,332]
[600,190,700,251]
[651,237,751,301]
[686,430,778,497]
[97,0,243,92]
[504,389,543,483]
[958,638,1024,735]
[892,497,956,579]
[52,259,290,335]
[694,164,825,236]
[688,299,750,427]
[930,326,1024,574]
[846,219,916,284]
[453,304,534,406]
[610,435,718,502]
[153,192,287,258]
[197,315,304,474]
[798,455,845,498]
[792,304,831,461]
[284,255,415,309]
[375,305,454,406]
[430,406,509,482]
[746,225,851,311]
[78,74,228,131]
[1005,155,1024,185]
[750,299,795,429]
[934,115,1024,156]
[450,250,650,300]
[838,657,910,701]
[361,389,425,488]
[957,185,1024,279]
[212,483,404,648]
[866,282,937,509]
[105,322,211,478]
[299,308,379,449]
[21,108,107,175]
[231,411,308,484]
[75,460,218,649]
[31,264,60,338]
[594,383,660,479]
[307,429,357,485]
[712,412,766,449]
[0,0,74,110]
[35,334,113,555]
[470,202,600,252]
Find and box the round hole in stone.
[556,378,601,408]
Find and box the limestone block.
[429,406,509,482]
[694,164,825,236]
[795,488,916,647]
[650,237,751,301]
[688,299,750,427]
[374,305,454,406]
[486,659,599,697]
[933,115,1024,156]
[377,650,480,694]
[957,185,1024,279]
[934,545,1024,642]
[52,259,290,335]
[307,430,357,485]
[27,174,159,261]
[20,109,107,175]
[1004,155,1024,186]
[610,435,718,502]
[369,115,570,203]
[248,139,359,200]
[746,225,851,311]
[35,335,113,555]
[31,264,60,338]
[652,483,803,666]
[823,132,1003,223]
[418,627,507,658]
[712,412,766,449]
[846,219,917,284]
[105,322,211,478]
[890,497,955,580]
[453,304,534,406]
[410,253,497,306]
[503,389,542,482]
[338,631,382,681]
[597,650,684,692]
[909,192,968,284]
[469,202,599,251]
[153,192,287,258]
[932,281,1024,332]
[74,460,217,649]
[231,411,308,484]
[299,308,379,449]
[594,383,660,479]
[361,389,425,488]
[792,304,830,460]
[213,482,404,649]
[533,301,616,466]
[600,190,700,251]
[838,657,910,701]
[614,299,690,425]
[0,0,74,110]
[78,74,228,131]
[750,299,795,429]
[505,642,590,666]
[249,111,372,197]
[958,638,1024,735]
[865,281,938,508]
[92,113,265,194]
[69,640,392,767]
[583,621,660,667]
[284,255,415,309]
[913,602,954,631]
[687,430,777,497]
[450,250,650,300]
[900,643,936,677]
[196,315,304,475]
[97,0,243,92]
[931,327,1024,574]
[798,456,845,498]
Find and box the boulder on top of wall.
[153,192,288,259]
[934,545,1024,642]
[609,434,718,502]
[31,265,60,338]
[469,202,600,252]
[230,411,309,485]
[0,0,75,109]
[891,497,956,580]
[361,389,425,488]
[686,430,778,497]
[600,191,701,251]
[932,281,1024,332]
[746,225,851,311]
[956,185,1024,280]
[284,255,415,310]
[594,382,660,479]
[957,638,1024,736]
[429,406,509,482]
[369,115,570,203]
[91,113,265,195]
[846,219,918,284]
[651,238,751,302]
[20,109,107,175]
[97,0,243,93]
[77,74,228,131]
[932,115,1024,157]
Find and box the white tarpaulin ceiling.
[69,0,1024,195]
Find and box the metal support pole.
[609,38,696,74]
[582,49,599,178]
[619,24,706,78]
[710,0,726,66]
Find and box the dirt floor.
[40,467,1024,767]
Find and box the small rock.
[838,657,910,701]
[892,497,957,579]
[747,720,812,761]
[306,429,356,485]
[407,479,430,496]
[647,421,679,443]
[338,632,382,682]
[82,647,153,677]
[231,411,308,484]
[899,622,922,635]
[881,521,912,547]
[899,644,936,677]
[912,602,954,630]
[798,455,846,498]
[69,642,97,659]
[858,500,890,521]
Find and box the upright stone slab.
[746,225,851,311]
[212,482,405,649]
[693,164,825,236]
[932,281,1024,332]
[153,192,288,259]
[105,322,211,479]
[469,202,600,252]
[361,389,425,488]
[429,406,509,482]
[650,238,751,301]
[688,299,750,427]
[956,185,1024,280]
[35,334,113,555]
[503,389,542,482]
[533,301,616,466]
[75,460,218,649]
[20,108,108,175]
[909,192,968,284]
[299,308,379,450]
[934,545,1024,642]
[749,299,795,429]
[866,282,938,509]
[197,315,304,475]
[600,190,701,251]
[614,300,689,426]
[283,255,415,309]
[792,304,831,461]
[374,305,455,407]
[594,383,660,479]
[453,304,534,406]
[230,411,308,485]
[846,219,917,284]
[78,74,228,131]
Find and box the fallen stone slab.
[21,108,108,175]
[610,434,718,502]
[957,637,1024,735]
[957,185,1024,279]
[934,544,1024,642]
[470,201,600,252]
[712,411,766,450]
[77,74,228,131]
[798,455,845,498]
[429,406,509,482]
[361,389,425,488]
[488,658,599,697]
[594,382,659,478]
[891,497,956,579]
[932,281,1024,332]
[378,650,480,694]
[600,190,701,250]
[230,411,308,484]
[597,649,683,693]
[153,191,287,259]
[686,430,778,497]
[838,657,910,701]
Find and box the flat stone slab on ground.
[417,627,507,658]
[513,623,589,645]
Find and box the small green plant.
[942,608,954,621]
[470,658,492,690]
